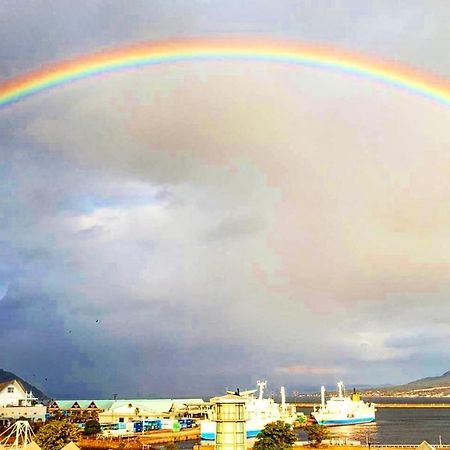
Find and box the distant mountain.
[363,370,450,397]
[287,371,450,399]
[403,370,450,389]
[0,369,47,400]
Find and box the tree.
[35,420,81,450]
[305,423,330,447]
[83,419,101,436]
[253,420,297,450]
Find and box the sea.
[175,397,450,449]
[296,397,450,446]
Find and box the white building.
[98,398,207,423]
[0,380,37,407]
[0,379,46,425]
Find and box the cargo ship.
[311,382,376,426]
[200,381,298,440]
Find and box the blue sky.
[1,1,450,398]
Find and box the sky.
[1,0,450,399]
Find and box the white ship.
[312,381,376,426]
[200,381,298,440]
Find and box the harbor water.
[297,401,450,446]
[176,398,450,449]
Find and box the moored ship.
[200,381,298,440]
[312,381,376,426]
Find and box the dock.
[78,428,200,449]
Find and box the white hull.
[200,381,297,440]
[312,382,376,427]
[200,416,296,440]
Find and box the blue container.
[134,421,143,432]
[178,419,193,429]
[143,419,161,431]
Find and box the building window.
[7,387,14,393]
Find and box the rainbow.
[1,38,450,108]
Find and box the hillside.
[403,370,450,389]
[364,370,450,397]
[0,369,47,400]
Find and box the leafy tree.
[35,419,81,450]
[253,420,296,450]
[305,423,330,447]
[83,419,101,436]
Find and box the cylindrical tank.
[213,394,247,450]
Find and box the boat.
[200,381,298,440]
[311,381,376,426]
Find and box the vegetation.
[305,423,330,447]
[83,419,101,436]
[35,419,81,450]
[253,420,297,450]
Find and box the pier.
[78,428,200,449]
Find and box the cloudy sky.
[1,1,450,399]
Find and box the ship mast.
[337,381,345,398]
[256,380,267,400]
[280,386,286,413]
[320,386,326,409]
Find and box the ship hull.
[201,429,261,440]
[200,420,263,440]
[314,416,375,426]
[200,418,294,440]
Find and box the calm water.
[175,398,450,449]
[297,406,450,445]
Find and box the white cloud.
[2,3,450,393]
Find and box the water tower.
[212,393,247,450]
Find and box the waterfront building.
[0,380,46,426]
[97,398,207,423]
[46,397,207,423]
[47,400,114,419]
[0,380,36,407]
